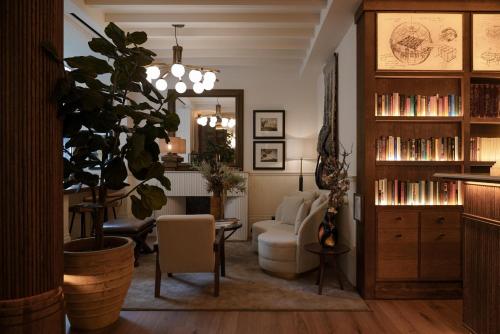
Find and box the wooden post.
[0,0,64,333]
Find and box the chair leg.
[80,213,86,238]
[69,211,76,234]
[154,251,161,298]
[112,207,117,219]
[214,252,220,297]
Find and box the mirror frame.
[168,89,244,170]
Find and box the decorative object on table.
[472,14,500,72]
[377,12,463,71]
[160,136,186,170]
[315,53,338,190]
[286,138,317,191]
[198,158,246,220]
[253,110,285,139]
[253,141,286,170]
[46,23,179,330]
[144,24,219,94]
[317,147,351,248]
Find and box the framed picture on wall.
[472,13,500,72]
[253,110,285,139]
[376,12,463,71]
[253,141,285,170]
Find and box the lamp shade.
[286,138,317,160]
[160,137,186,154]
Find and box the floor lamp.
[286,138,316,191]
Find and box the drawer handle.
[395,217,403,221]
[437,217,445,224]
[395,233,403,238]
[437,233,446,240]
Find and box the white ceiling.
[78,0,360,73]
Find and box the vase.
[210,194,224,220]
[318,210,337,248]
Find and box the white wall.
[317,22,357,285]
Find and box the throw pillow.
[294,199,313,234]
[279,196,304,225]
[311,193,327,213]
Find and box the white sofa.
[252,191,328,277]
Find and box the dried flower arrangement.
[321,147,351,213]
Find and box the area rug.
[122,241,369,311]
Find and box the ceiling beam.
[155,57,302,67]
[150,48,305,59]
[87,0,325,6]
[143,37,308,50]
[139,27,313,38]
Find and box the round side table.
[304,243,350,295]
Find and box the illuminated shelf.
[376,161,463,166]
[375,116,463,123]
[376,205,463,208]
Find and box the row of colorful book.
[376,136,461,161]
[375,179,463,206]
[374,93,462,117]
[470,83,500,118]
[470,137,500,162]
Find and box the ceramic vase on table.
[318,209,337,248]
[210,193,224,220]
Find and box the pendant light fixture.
[145,24,219,94]
[196,99,235,130]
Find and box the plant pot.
[210,195,224,220]
[63,236,134,331]
[318,211,338,248]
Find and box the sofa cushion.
[311,193,328,213]
[294,199,312,234]
[291,190,318,201]
[258,231,296,262]
[278,196,304,225]
[251,220,293,252]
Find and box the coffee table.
[304,243,350,295]
[216,218,242,277]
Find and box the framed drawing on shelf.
[377,12,463,71]
[253,110,285,139]
[253,141,285,170]
[472,14,500,72]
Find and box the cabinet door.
[420,212,461,280]
[377,211,419,280]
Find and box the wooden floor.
[66,300,467,334]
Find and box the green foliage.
[57,22,179,233]
[197,132,235,165]
[198,160,246,197]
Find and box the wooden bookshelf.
[356,0,500,299]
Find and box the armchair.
[154,214,224,297]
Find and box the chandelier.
[196,100,235,129]
[145,24,219,94]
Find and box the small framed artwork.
[377,12,463,71]
[472,14,500,72]
[253,141,285,170]
[253,110,285,139]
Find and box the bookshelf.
[355,1,500,299]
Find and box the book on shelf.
[375,179,462,206]
[376,136,460,161]
[470,83,500,118]
[374,93,462,117]
[470,137,500,162]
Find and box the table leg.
[334,257,344,290]
[220,234,226,277]
[318,253,325,295]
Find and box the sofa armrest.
[297,201,328,247]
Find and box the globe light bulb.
[221,117,229,127]
[202,79,215,91]
[146,66,161,80]
[210,116,217,123]
[200,117,208,126]
[193,82,204,94]
[196,116,204,125]
[175,81,187,94]
[230,137,236,148]
[209,121,216,128]
[189,69,202,83]
[203,71,216,83]
[155,79,168,91]
[171,63,185,78]
[228,118,236,128]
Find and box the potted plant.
[317,147,351,248]
[46,23,179,330]
[198,157,246,220]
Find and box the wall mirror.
[168,89,244,170]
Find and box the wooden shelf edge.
[376,205,463,209]
[375,116,463,123]
[470,117,500,124]
[376,161,463,166]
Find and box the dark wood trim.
[252,110,285,139]
[168,89,244,170]
[358,0,500,12]
[375,281,462,299]
[253,141,286,171]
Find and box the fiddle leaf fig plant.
[54,23,179,249]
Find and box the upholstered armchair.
[154,214,224,297]
[252,191,329,277]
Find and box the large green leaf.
[88,37,117,58]
[130,195,152,220]
[137,184,167,210]
[103,157,128,190]
[65,56,113,74]
[105,22,126,50]
[156,175,171,191]
[127,31,147,45]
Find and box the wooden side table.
[216,218,242,277]
[304,243,350,295]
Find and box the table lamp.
[160,136,186,169]
[286,138,317,191]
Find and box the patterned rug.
[122,241,369,311]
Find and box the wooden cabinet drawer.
[420,226,461,280]
[421,211,460,229]
[377,228,419,279]
[378,211,419,229]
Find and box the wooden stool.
[69,204,96,238]
[103,217,156,266]
[304,243,350,295]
